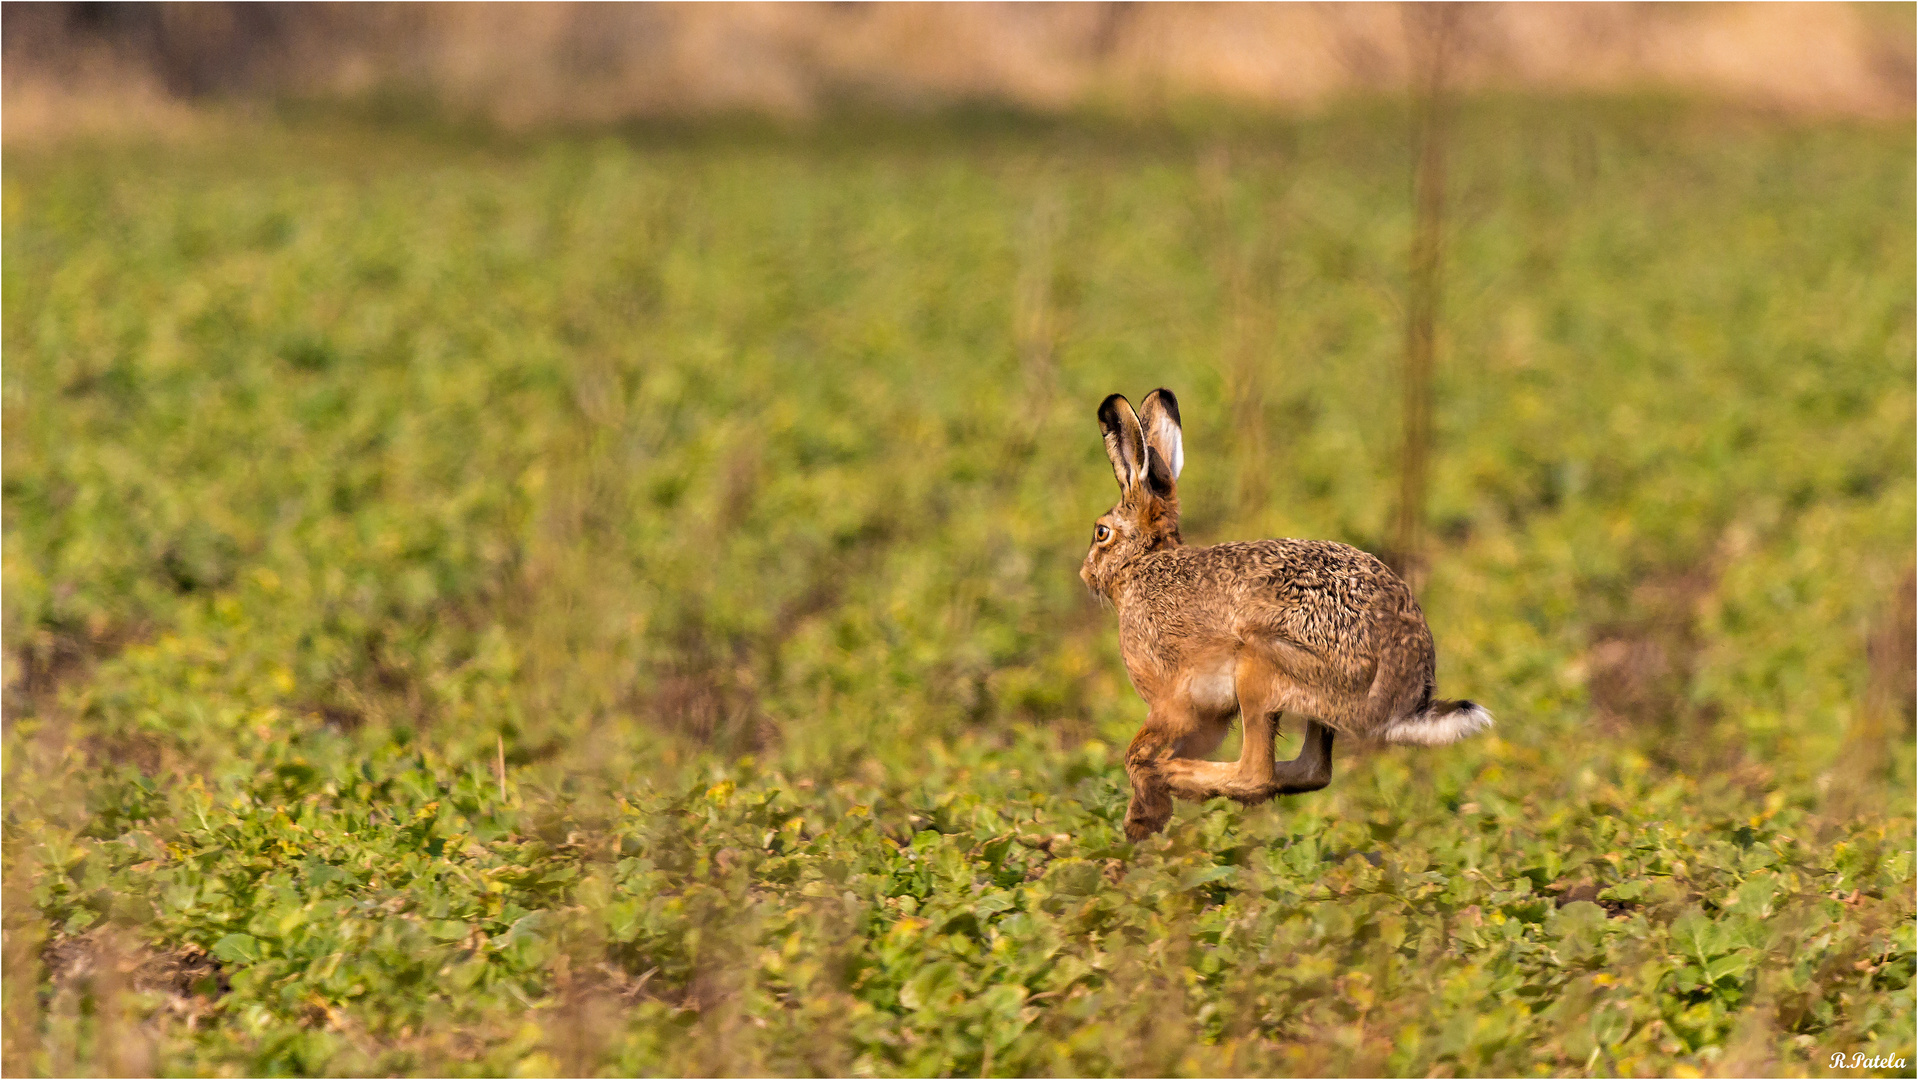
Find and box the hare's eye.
[1094,524,1111,543]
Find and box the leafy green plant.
[3,99,1912,1076]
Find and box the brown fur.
[1081,389,1488,840]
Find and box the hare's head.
[1081,389,1184,596]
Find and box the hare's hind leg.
[1213,657,1283,804]
[1210,661,1333,803]
[1151,657,1297,807]
[1270,720,1335,794]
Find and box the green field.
[3,100,1913,1076]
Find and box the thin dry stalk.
[1199,144,1288,529]
[1015,189,1063,388]
[1830,565,1916,813]
[1014,185,1068,458]
[1393,2,1461,590]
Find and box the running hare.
[1080,389,1492,840]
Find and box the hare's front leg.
[1122,703,1229,840]
[1121,752,1174,841]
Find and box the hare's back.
[1200,538,1417,654]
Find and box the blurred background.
[3,3,1914,1075]
[4,1,1914,135]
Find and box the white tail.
[1381,700,1494,746]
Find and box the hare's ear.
[1097,393,1148,491]
[1138,388,1183,493]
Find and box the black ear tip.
[1147,387,1181,424]
[1097,393,1130,425]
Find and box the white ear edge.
[1141,400,1183,480]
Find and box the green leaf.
[898,962,962,1012]
[972,891,1015,918]
[212,933,261,964]
[1706,951,1752,983]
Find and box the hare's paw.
[1122,778,1173,840]
[1123,808,1171,841]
